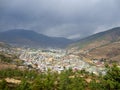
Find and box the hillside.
[0,29,72,48]
[0,42,11,48]
[69,27,120,62]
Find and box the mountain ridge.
[0,29,73,48]
[68,27,120,62]
[69,27,120,49]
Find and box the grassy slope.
[69,27,120,50]
[68,27,120,62]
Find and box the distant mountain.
[68,27,120,62]
[0,29,72,48]
[69,27,120,49]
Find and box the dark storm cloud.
[0,0,120,39]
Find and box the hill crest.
[68,27,120,62]
[0,29,72,48]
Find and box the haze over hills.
[0,29,73,48]
[69,27,120,62]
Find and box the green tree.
[0,79,8,90]
[103,64,120,90]
[17,80,31,90]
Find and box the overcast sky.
[0,0,120,39]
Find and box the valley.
[1,1,120,89]
[0,27,120,73]
[0,27,120,90]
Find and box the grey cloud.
[0,0,120,39]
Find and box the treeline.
[0,64,120,90]
[0,53,23,66]
[0,54,12,63]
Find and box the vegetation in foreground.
[0,64,120,90]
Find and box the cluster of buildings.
[19,48,105,75]
[0,43,106,75]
